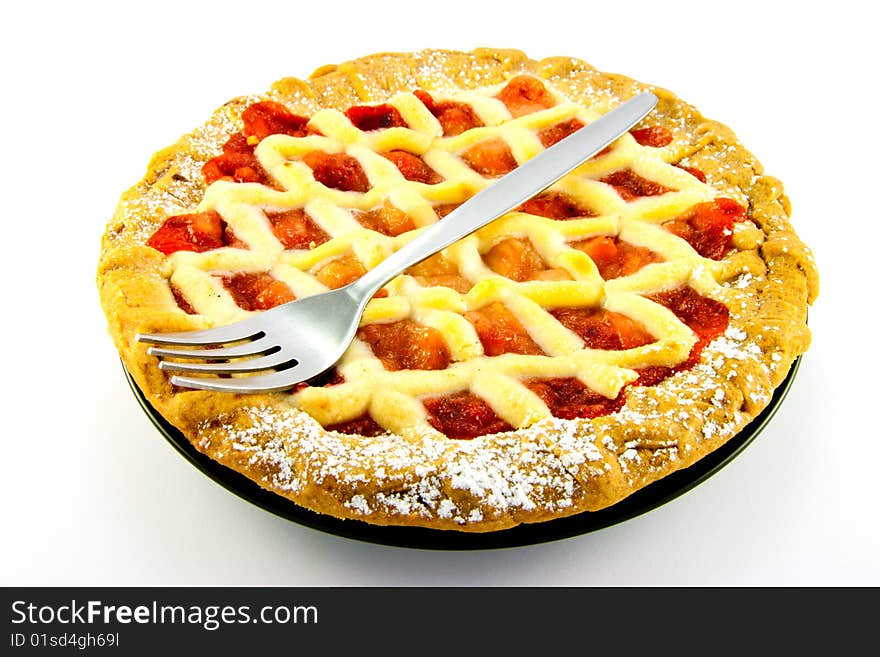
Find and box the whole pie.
[97,49,818,532]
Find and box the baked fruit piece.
[97,49,818,532]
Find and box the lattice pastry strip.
[160,76,753,437]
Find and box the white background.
[2,0,877,586]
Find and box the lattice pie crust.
[98,49,818,532]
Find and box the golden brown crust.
[97,49,817,531]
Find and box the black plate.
[125,357,800,550]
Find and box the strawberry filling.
[201,137,269,185]
[571,235,662,279]
[356,201,417,237]
[597,125,673,157]
[423,392,512,439]
[525,377,626,420]
[465,302,544,356]
[634,286,730,385]
[433,203,461,218]
[382,150,443,184]
[314,254,368,290]
[303,152,370,192]
[461,138,518,177]
[242,101,309,140]
[674,164,707,182]
[345,104,406,131]
[663,198,746,260]
[538,118,585,148]
[326,413,386,437]
[202,102,309,185]
[649,286,729,344]
[551,307,655,350]
[406,254,472,293]
[428,287,728,437]
[495,76,556,117]
[483,237,548,282]
[222,272,295,311]
[601,169,674,201]
[146,210,227,255]
[629,126,673,148]
[358,320,451,371]
[268,208,329,250]
[414,90,483,136]
[518,192,595,219]
[170,286,197,315]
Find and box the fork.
[137,92,658,393]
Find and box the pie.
[97,49,819,532]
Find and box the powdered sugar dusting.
[198,404,590,525]
[194,313,772,526]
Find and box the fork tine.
[136,318,263,346]
[146,336,277,360]
[158,351,296,374]
[170,367,306,393]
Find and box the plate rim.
[123,357,801,550]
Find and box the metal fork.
[137,92,658,392]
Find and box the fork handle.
[347,91,658,300]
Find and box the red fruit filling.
[414,89,483,136]
[424,392,512,439]
[147,210,226,255]
[303,151,370,192]
[551,307,655,350]
[663,198,746,260]
[345,104,406,131]
[570,235,662,279]
[601,169,674,201]
[382,150,443,184]
[465,302,544,356]
[222,272,295,311]
[268,208,330,250]
[358,320,452,371]
[495,75,556,117]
